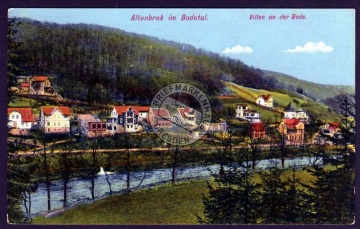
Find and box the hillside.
[9,17,350,120]
[264,71,355,102]
[9,17,276,107]
[223,82,341,124]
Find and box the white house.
[39,106,71,134]
[133,106,150,122]
[235,103,249,118]
[177,108,197,126]
[256,95,273,108]
[244,110,262,123]
[8,108,35,135]
[283,103,310,124]
[107,106,140,133]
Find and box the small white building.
[244,110,262,123]
[283,103,310,124]
[235,103,249,118]
[8,108,35,135]
[256,95,273,108]
[134,106,150,122]
[177,108,197,126]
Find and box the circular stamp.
[150,83,212,145]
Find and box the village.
[8,75,342,147]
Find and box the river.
[25,156,320,217]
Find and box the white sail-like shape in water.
[97,167,115,175]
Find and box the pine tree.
[7,18,38,223]
[7,140,38,223]
[259,160,288,223]
[198,130,261,224]
[303,96,355,224]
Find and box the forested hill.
[10,17,276,106]
[10,17,353,108]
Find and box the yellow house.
[39,106,71,134]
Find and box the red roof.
[113,106,139,115]
[32,76,49,82]
[41,106,71,116]
[178,108,193,118]
[21,83,30,87]
[328,122,341,128]
[261,94,272,101]
[8,108,34,122]
[250,122,265,131]
[133,106,150,112]
[284,118,302,129]
[151,108,171,118]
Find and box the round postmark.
[150,83,212,145]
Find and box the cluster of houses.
[236,98,311,144]
[8,76,340,145]
[8,105,165,137]
[16,75,57,96]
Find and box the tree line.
[10,17,277,106]
[198,98,355,224]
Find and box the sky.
[8,8,355,86]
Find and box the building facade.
[39,106,71,134]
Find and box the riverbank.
[32,166,318,224]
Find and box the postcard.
[6,8,355,225]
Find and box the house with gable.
[29,76,54,95]
[8,107,35,135]
[39,106,71,134]
[235,103,250,119]
[247,122,266,139]
[283,102,310,124]
[133,106,150,123]
[256,94,273,108]
[107,106,141,133]
[278,119,305,144]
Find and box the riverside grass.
[33,167,317,225]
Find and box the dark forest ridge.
[10,17,354,110]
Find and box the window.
[47,122,50,126]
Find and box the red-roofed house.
[29,76,54,95]
[39,106,71,134]
[247,122,266,139]
[256,94,273,108]
[133,106,150,122]
[320,122,341,137]
[20,82,30,94]
[107,106,140,133]
[148,108,172,129]
[8,108,35,135]
[278,119,305,144]
[177,108,196,126]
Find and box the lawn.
[33,180,210,224]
